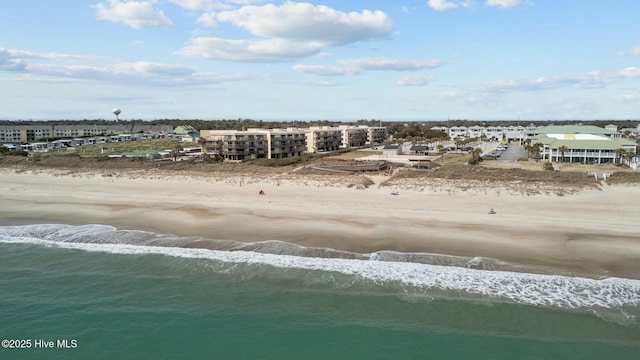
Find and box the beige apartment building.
[339,125,369,148]
[364,126,386,145]
[200,128,307,160]
[305,126,343,153]
[202,126,387,159]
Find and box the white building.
[529,125,637,164]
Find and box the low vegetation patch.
[382,164,600,190]
[249,156,313,167]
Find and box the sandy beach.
[1,167,639,279]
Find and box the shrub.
[0,149,28,156]
[517,157,529,162]
[543,162,554,171]
[251,155,313,167]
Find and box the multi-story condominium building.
[530,125,636,164]
[338,125,368,148]
[432,124,539,141]
[269,128,307,159]
[0,124,172,143]
[305,126,343,153]
[201,125,386,159]
[364,126,386,145]
[0,125,52,143]
[302,125,386,153]
[0,127,27,143]
[200,130,268,161]
[200,128,307,160]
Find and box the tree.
[614,148,627,164]
[198,136,208,155]
[557,145,568,162]
[437,144,446,164]
[171,143,183,162]
[469,147,483,165]
[523,138,532,158]
[531,143,542,162]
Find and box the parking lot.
[496,144,528,161]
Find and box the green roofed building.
[528,125,636,164]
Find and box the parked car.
[481,153,500,160]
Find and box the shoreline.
[1,167,640,279]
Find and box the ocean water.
[1,224,639,360]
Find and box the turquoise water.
[1,224,639,359]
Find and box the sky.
[1,0,639,122]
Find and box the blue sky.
[1,0,639,121]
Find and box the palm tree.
[197,136,211,162]
[171,143,183,162]
[614,148,627,164]
[557,145,568,163]
[531,143,542,162]
[198,136,208,155]
[470,147,482,164]
[523,138,532,158]
[437,144,446,164]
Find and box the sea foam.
[1,224,639,313]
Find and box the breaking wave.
[1,223,639,325]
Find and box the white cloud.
[292,64,356,76]
[175,37,323,62]
[428,0,475,11]
[180,3,392,62]
[196,12,217,26]
[292,57,443,77]
[430,0,525,11]
[615,94,640,102]
[112,61,194,76]
[0,47,250,87]
[168,0,215,11]
[94,0,172,29]
[337,57,443,71]
[214,2,392,46]
[486,0,521,8]
[0,47,103,71]
[168,0,265,11]
[428,0,461,11]
[618,45,640,56]
[401,6,416,14]
[619,67,640,78]
[1,48,103,62]
[396,75,436,86]
[478,71,615,92]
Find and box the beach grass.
[62,139,179,157]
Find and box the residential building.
[200,125,386,160]
[173,125,198,135]
[430,124,539,141]
[200,130,268,161]
[364,126,386,145]
[200,128,307,160]
[305,126,343,153]
[529,125,637,164]
[268,128,307,159]
[338,125,368,148]
[0,124,172,143]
